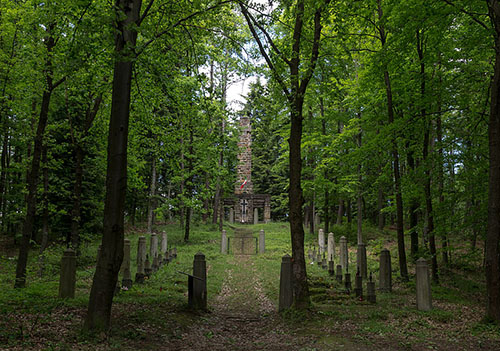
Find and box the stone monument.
[224,116,271,223]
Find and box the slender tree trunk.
[84,0,142,331]
[147,157,156,233]
[486,0,500,323]
[356,118,363,245]
[70,144,84,249]
[336,199,344,225]
[377,184,385,231]
[14,26,63,288]
[320,102,329,233]
[417,29,438,283]
[378,0,408,281]
[407,148,419,260]
[184,124,194,243]
[38,144,49,277]
[0,130,9,230]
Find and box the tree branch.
[441,0,489,30]
[239,2,290,99]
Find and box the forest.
[0,0,500,348]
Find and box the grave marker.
[416,258,432,311]
[58,248,76,298]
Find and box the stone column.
[314,213,320,231]
[379,249,392,292]
[135,236,146,283]
[161,231,168,256]
[279,254,293,311]
[328,260,335,276]
[416,258,432,311]
[367,273,376,303]
[121,239,132,289]
[144,254,152,278]
[150,233,158,260]
[339,236,348,271]
[229,207,234,224]
[254,208,259,224]
[58,248,76,298]
[336,264,343,283]
[192,252,207,310]
[327,232,335,262]
[318,229,325,255]
[354,269,363,298]
[357,243,367,279]
[259,229,265,254]
[264,197,271,223]
[221,230,228,254]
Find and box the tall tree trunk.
[84,0,142,331]
[147,157,156,233]
[407,147,419,260]
[417,29,438,283]
[0,130,9,230]
[320,100,329,233]
[336,199,344,225]
[184,124,194,243]
[38,144,49,277]
[377,185,385,230]
[356,114,363,245]
[14,26,64,288]
[377,0,408,281]
[486,0,500,323]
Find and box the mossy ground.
[0,222,498,350]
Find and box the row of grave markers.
[280,230,432,312]
[58,231,178,299]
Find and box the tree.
[240,0,331,307]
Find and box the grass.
[0,221,499,350]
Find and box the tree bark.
[84,0,142,331]
[486,0,500,324]
[14,25,63,288]
[377,0,408,281]
[147,156,156,233]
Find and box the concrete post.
[135,236,146,283]
[357,243,367,279]
[379,249,392,292]
[416,258,432,311]
[328,260,335,276]
[144,254,152,278]
[254,208,259,224]
[354,269,363,298]
[121,239,132,289]
[336,264,343,283]
[259,229,265,254]
[322,252,327,270]
[279,254,293,311]
[229,207,234,224]
[327,232,335,262]
[150,233,158,262]
[318,229,325,255]
[344,269,352,293]
[192,252,207,310]
[221,230,228,254]
[161,231,168,256]
[339,236,348,271]
[58,248,76,298]
[367,273,376,303]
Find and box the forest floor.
[0,222,499,350]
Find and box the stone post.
[316,251,322,266]
[416,258,432,311]
[254,208,259,224]
[121,239,132,289]
[379,249,392,292]
[339,236,348,271]
[259,229,265,254]
[357,243,367,279]
[135,236,146,283]
[161,232,168,256]
[150,233,158,263]
[318,229,325,255]
[367,273,376,303]
[328,260,335,276]
[221,230,228,254]
[354,269,363,298]
[144,254,152,278]
[264,198,271,223]
[58,248,76,298]
[327,232,335,262]
[336,264,343,283]
[344,268,352,293]
[279,254,293,311]
[312,246,317,263]
[192,252,207,310]
[322,252,327,269]
[229,207,234,224]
